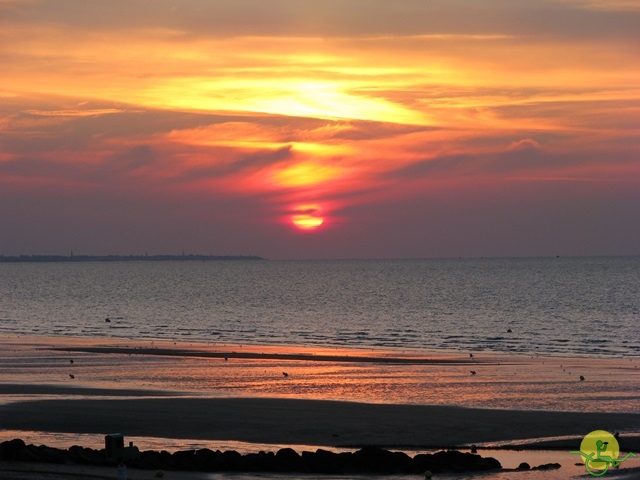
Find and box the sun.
[292,214,324,230]
[291,204,324,231]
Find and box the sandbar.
[2,394,639,451]
[2,335,639,453]
[47,344,490,364]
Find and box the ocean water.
[1,256,638,357]
[1,257,640,479]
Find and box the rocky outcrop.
[0,439,503,474]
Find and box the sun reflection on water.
[3,337,637,414]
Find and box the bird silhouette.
[470,371,477,375]
[282,372,289,377]
[579,375,585,381]
[69,374,75,379]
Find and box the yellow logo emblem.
[570,430,636,476]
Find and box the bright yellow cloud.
[1,5,638,237]
[272,162,344,188]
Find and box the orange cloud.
[1,1,639,257]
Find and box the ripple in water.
[0,257,639,357]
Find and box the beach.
[2,391,640,449]
[1,335,640,479]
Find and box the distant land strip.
[0,254,264,262]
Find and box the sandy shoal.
[2,393,639,450]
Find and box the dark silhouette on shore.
[0,438,510,475]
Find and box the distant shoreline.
[0,254,264,262]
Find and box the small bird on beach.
[470,370,477,375]
[282,372,289,377]
[469,353,474,358]
[105,318,111,323]
[579,375,585,381]
[69,374,75,379]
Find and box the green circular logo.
[579,430,619,472]
[571,429,637,476]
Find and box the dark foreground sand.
[2,338,639,478]
[2,391,639,449]
[0,462,210,480]
[2,393,640,479]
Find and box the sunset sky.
[1,0,639,259]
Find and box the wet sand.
[1,388,640,450]
[0,461,216,480]
[47,344,490,365]
[1,335,639,476]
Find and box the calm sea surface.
[1,256,638,357]
[1,257,639,480]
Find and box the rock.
[221,449,243,470]
[412,453,437,472]
[351,446,412,473]
[172,449,196,470]
[426,450,501,473]
[475,454,501,471]
[67,445,105,465]
[532,462,561,470]
[131,449,175,470]
[0,438,506,475]
[15,444,42,463]
[0,439,26,460]
[517,462,531,470]
[34,444,67,464]
[301,449,345,473]
[131,449,160,470]
[192,448,222,471]
[275,447,306,472]
[242,451,276,471]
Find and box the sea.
[1,256,639,480]
[1,256,639,357]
